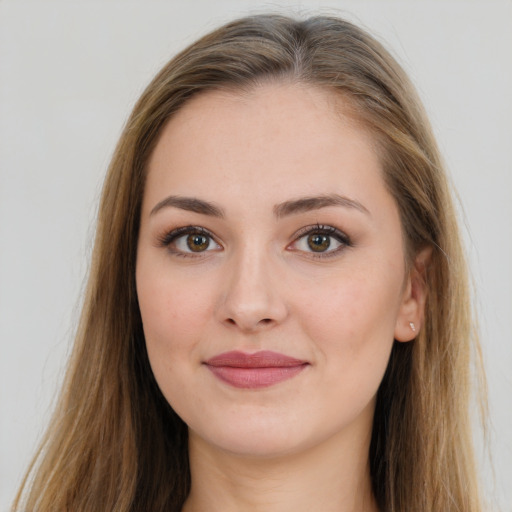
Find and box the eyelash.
[157,224,352,259]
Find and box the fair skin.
[136,83,428,512]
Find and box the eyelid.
[292,223,349,241]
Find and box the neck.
[182,419,378,512]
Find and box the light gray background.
[1,1,511,510]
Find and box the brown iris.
[307,233,330,252]
[187,233,210,252]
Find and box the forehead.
[144,83,388,216]
[153,82,371,154]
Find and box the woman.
[13,13,485,512]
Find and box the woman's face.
[136,83,419,457]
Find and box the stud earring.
[409,322,416,333]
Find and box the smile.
[204,350,309,389]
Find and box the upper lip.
[204,350,308,368]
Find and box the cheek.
[300,268,401,339]
[136,262,217,383]
[295,263,403,386]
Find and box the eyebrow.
[150,196,225,218]
[273,194,370,218]
[149,193,369,218]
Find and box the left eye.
[291,226,350,255]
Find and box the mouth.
[203,350,309,389]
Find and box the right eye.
[159,226,222,257]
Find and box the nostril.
[225,317,273,328]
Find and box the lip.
[204,350,309,389]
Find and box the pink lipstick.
[204,350,308,389]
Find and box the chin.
[187,408,342,460]
[199,428,311,459]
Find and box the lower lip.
[205,364,307,389]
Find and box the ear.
[394,246,432,342]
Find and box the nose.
[216,246,288,333]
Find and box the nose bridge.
[218,239,286,331]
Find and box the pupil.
[187,234,209,252]
[308,234,330,252]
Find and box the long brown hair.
[13,14,485,511]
